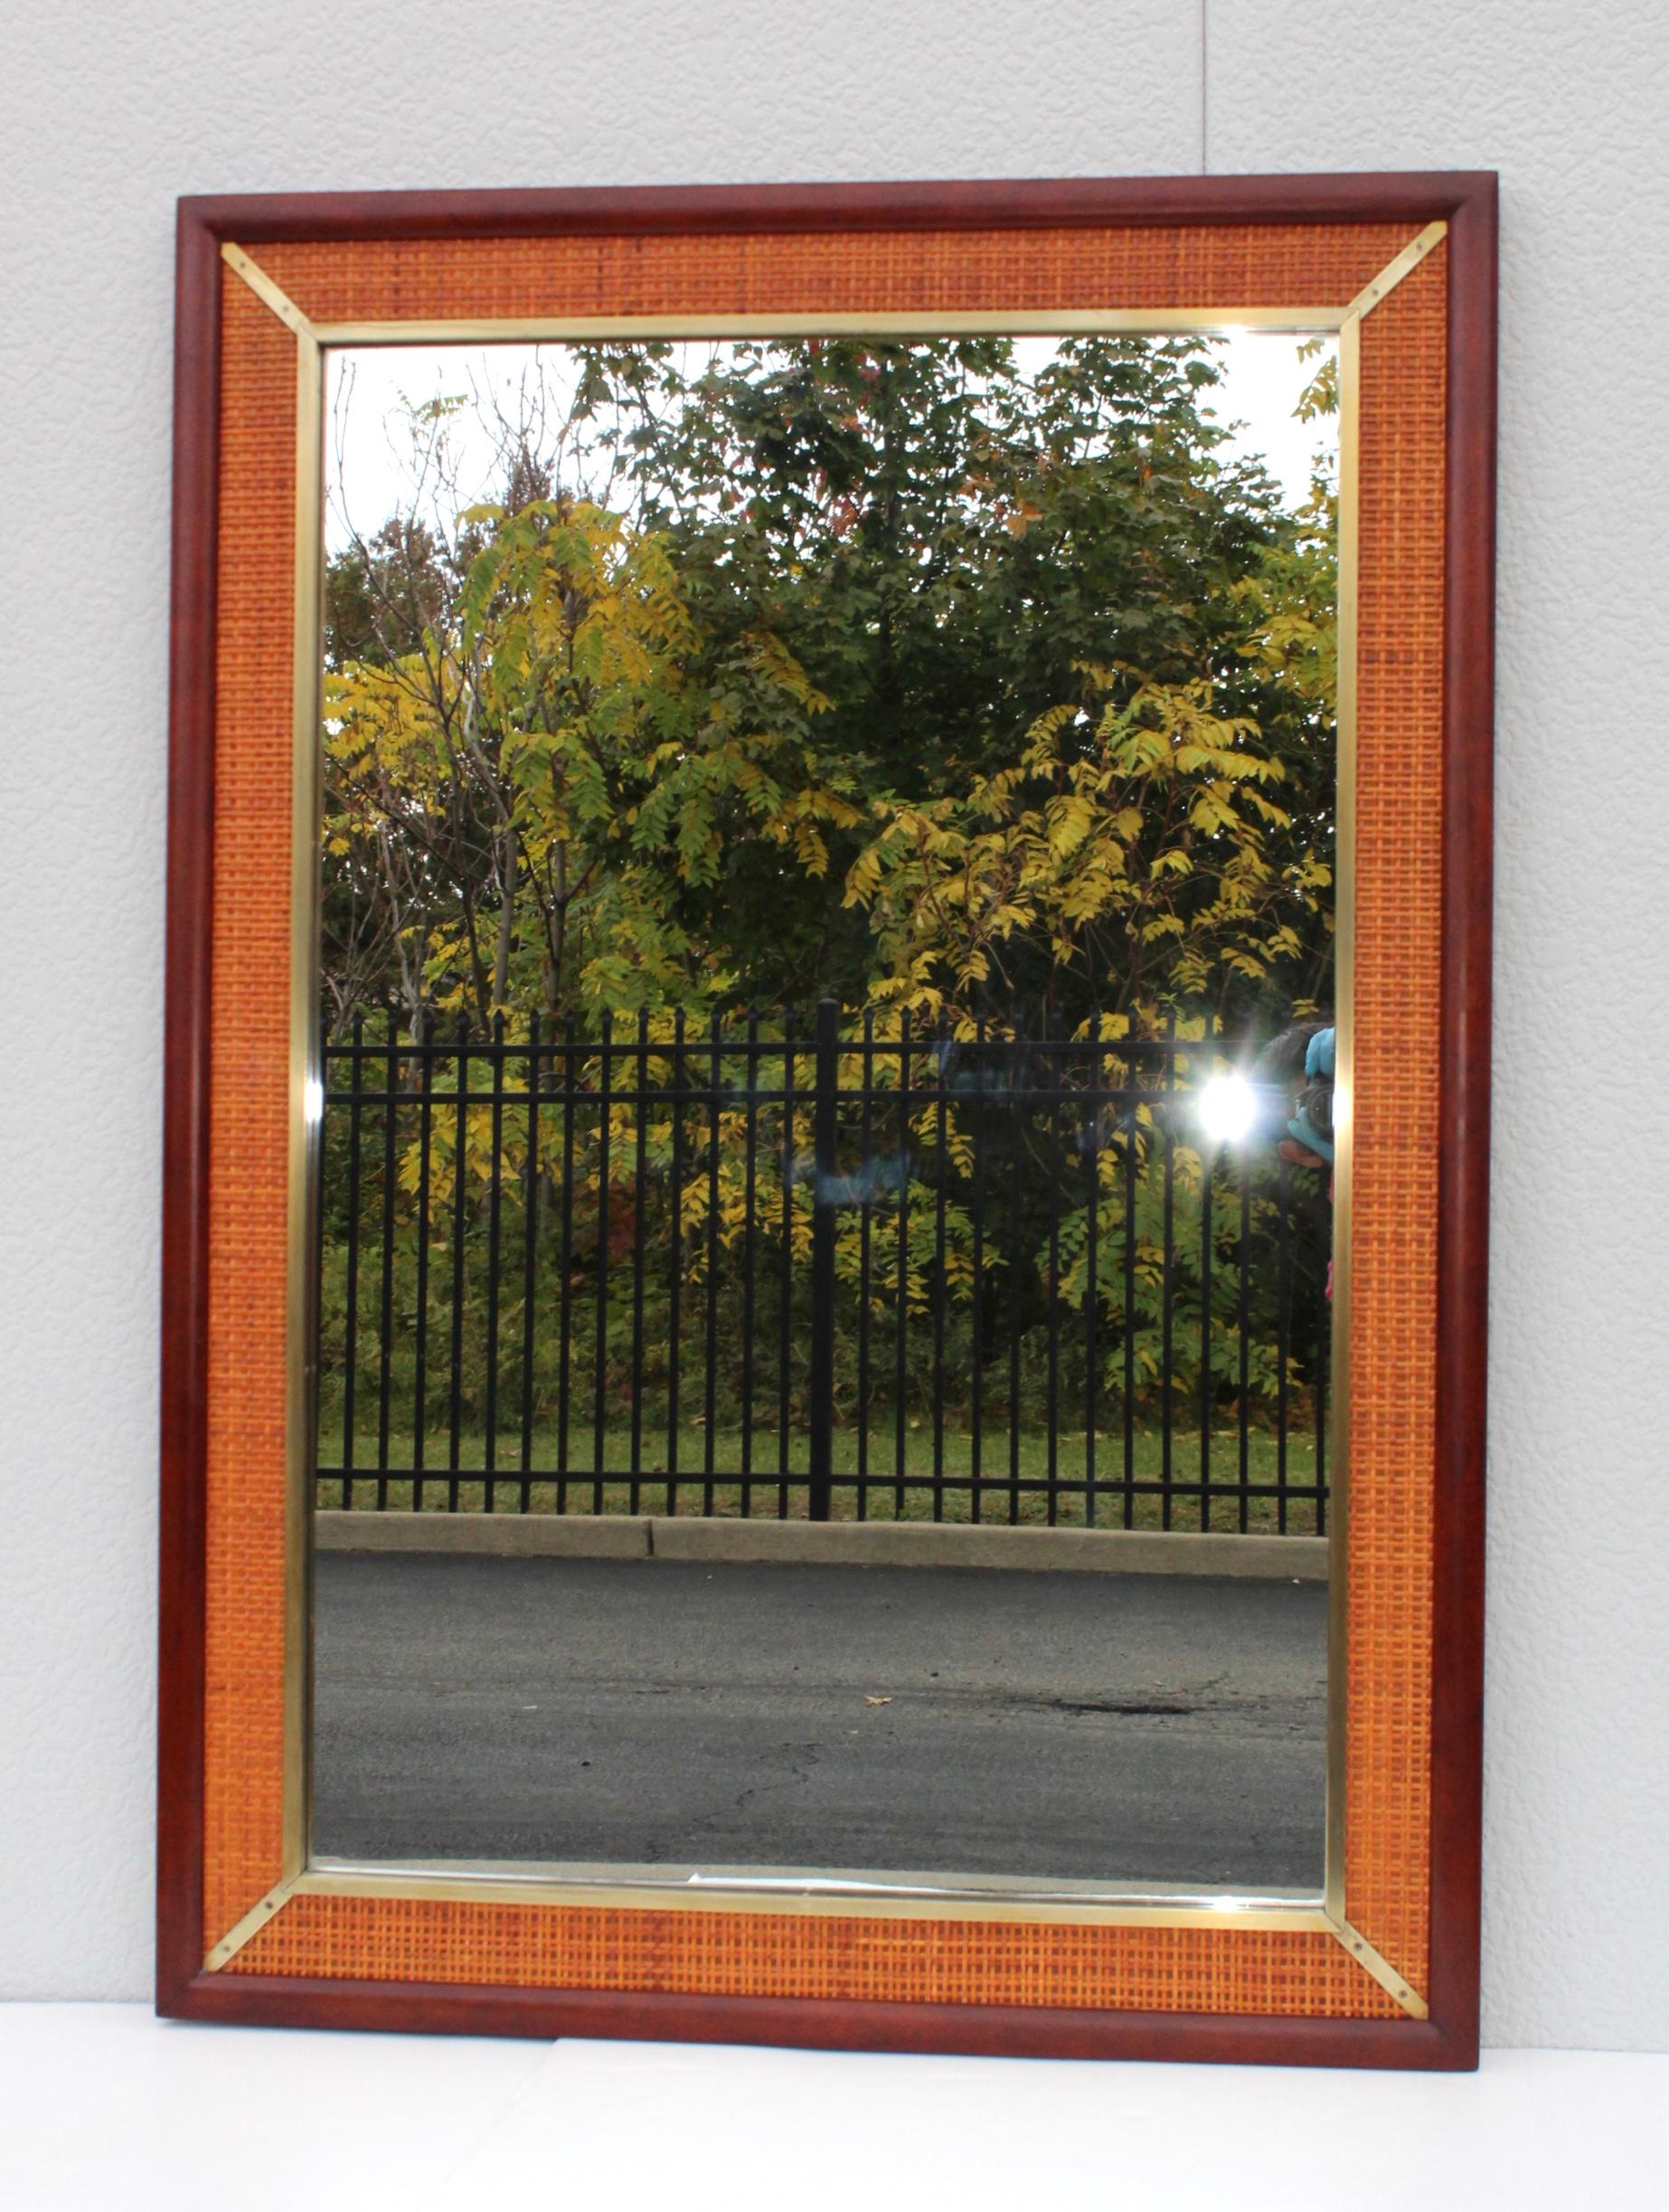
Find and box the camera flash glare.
[1198,1072,1256,1147]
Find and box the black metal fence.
[315,1005,1333,1532]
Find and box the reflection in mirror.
[307,327,1340,1902]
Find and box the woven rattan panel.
[256,223,1410,324]
[204,275,298,1943]
[208,221,1443,2018]
[239,1895,1394,2015]
[1343,249,1446,1987]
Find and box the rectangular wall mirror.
[159,175,1495,2067]
[310,323,1341,1902]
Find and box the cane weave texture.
[203,275,299,1943]
[205,221,1445,2020]
[238,1894,1397,2015]
[254,224,1411,325]
[1344,250,1446,1989]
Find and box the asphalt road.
[312,1555,1327,1893]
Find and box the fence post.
[808,997,839,1522]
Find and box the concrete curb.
[314,1511,1328,1580]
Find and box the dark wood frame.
[159,172,1496,2066]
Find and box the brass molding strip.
[1325,310,1361,1929]
[203,1875,304,1972]
[309,306,1348,347]
[221,241,317,342]
[282,318,325,1887]
[1342,222,1447,326]
[295,1864,1333,1934]
[1331,1917,1429,2018]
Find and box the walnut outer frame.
[158,173,1495,2067]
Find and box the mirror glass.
[307,325,1340,1902]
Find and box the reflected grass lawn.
[316,1419,1324,1535]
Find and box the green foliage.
[315,339,1338,1471]
[324,499,860,1028]
[844,664,1323,1022]
[321,334,1337,1037]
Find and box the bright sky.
[325,330,1337,554]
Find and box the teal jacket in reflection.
[1287,1026,1335,1165]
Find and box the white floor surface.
[3,2006,1662,2210]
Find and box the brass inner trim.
[203,1874,303,1973]
[1325,310,1362,1927]
[310,306,1352,346]
[282,329,325,1885]
[221,242,316,341]
[1330,1915,1429,2018]
[297,1863,1333,1932]
[1342,222,1447,326]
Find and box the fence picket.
[314,1011,1333,1533]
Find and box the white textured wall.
[2,2,1664,2050]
